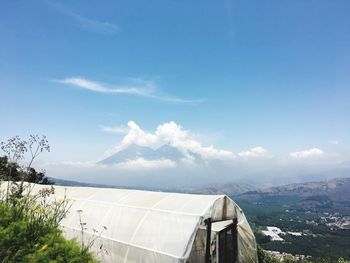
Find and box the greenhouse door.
[217,219,237,263]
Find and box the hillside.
[190,182,256,196]
[233,177,350,260]
[236,177,350,215]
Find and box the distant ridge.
[49,177,119,188]
[49,176,350,210]
[189,182,256,196]
[48,177,187,193]
[49,176,256,196]
[237,177,350,214]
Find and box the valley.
[233,178,350,260]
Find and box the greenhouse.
[25,184,258,263]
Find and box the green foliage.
[0,156,53,184]
[258,245,279,263]
[22,167,52,184]
[0,135,97,262]
[26,231,95,263]
[0,135,53,185]
[237,199,350,261]
[0,156,21,181]
[0,186,98,263]
[257,245,350,263]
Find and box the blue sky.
[1,1,349,186]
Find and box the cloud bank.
[289,148,324,159]
[103,121,236,161]
[238,147,270,158]
[43,121,345,189]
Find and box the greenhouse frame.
[8,184,258,263]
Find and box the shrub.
[0,185,98,263]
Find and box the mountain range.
[98,143,198,165]
[189,182,256,196]
[236,177,350,214]
[50,174,350,215]
[52,142,350,209]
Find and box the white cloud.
[330,140,339,145]
[238,147,270,158]
[114,158,176,170]
[45,1,120,34]
[120,121,159,146]
[55,77,152,95]
[100,125,129,134]
[55,77,203,104]
[289,148,324,159]
[104,121,236,161]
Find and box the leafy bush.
[0,136,98,262]
[0,185,98,263]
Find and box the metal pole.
[205,218,212,263]
[225,230,228,263]
[232,218,238,263]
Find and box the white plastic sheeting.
[2,183,257,263]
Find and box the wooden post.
[232,218,238,263]
[205,218,212,263]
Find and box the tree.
[0,155,21,181]
[23,167,52,184]
[0,136,27,182]
[0,135,52,201]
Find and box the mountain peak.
[98,143,186,165]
